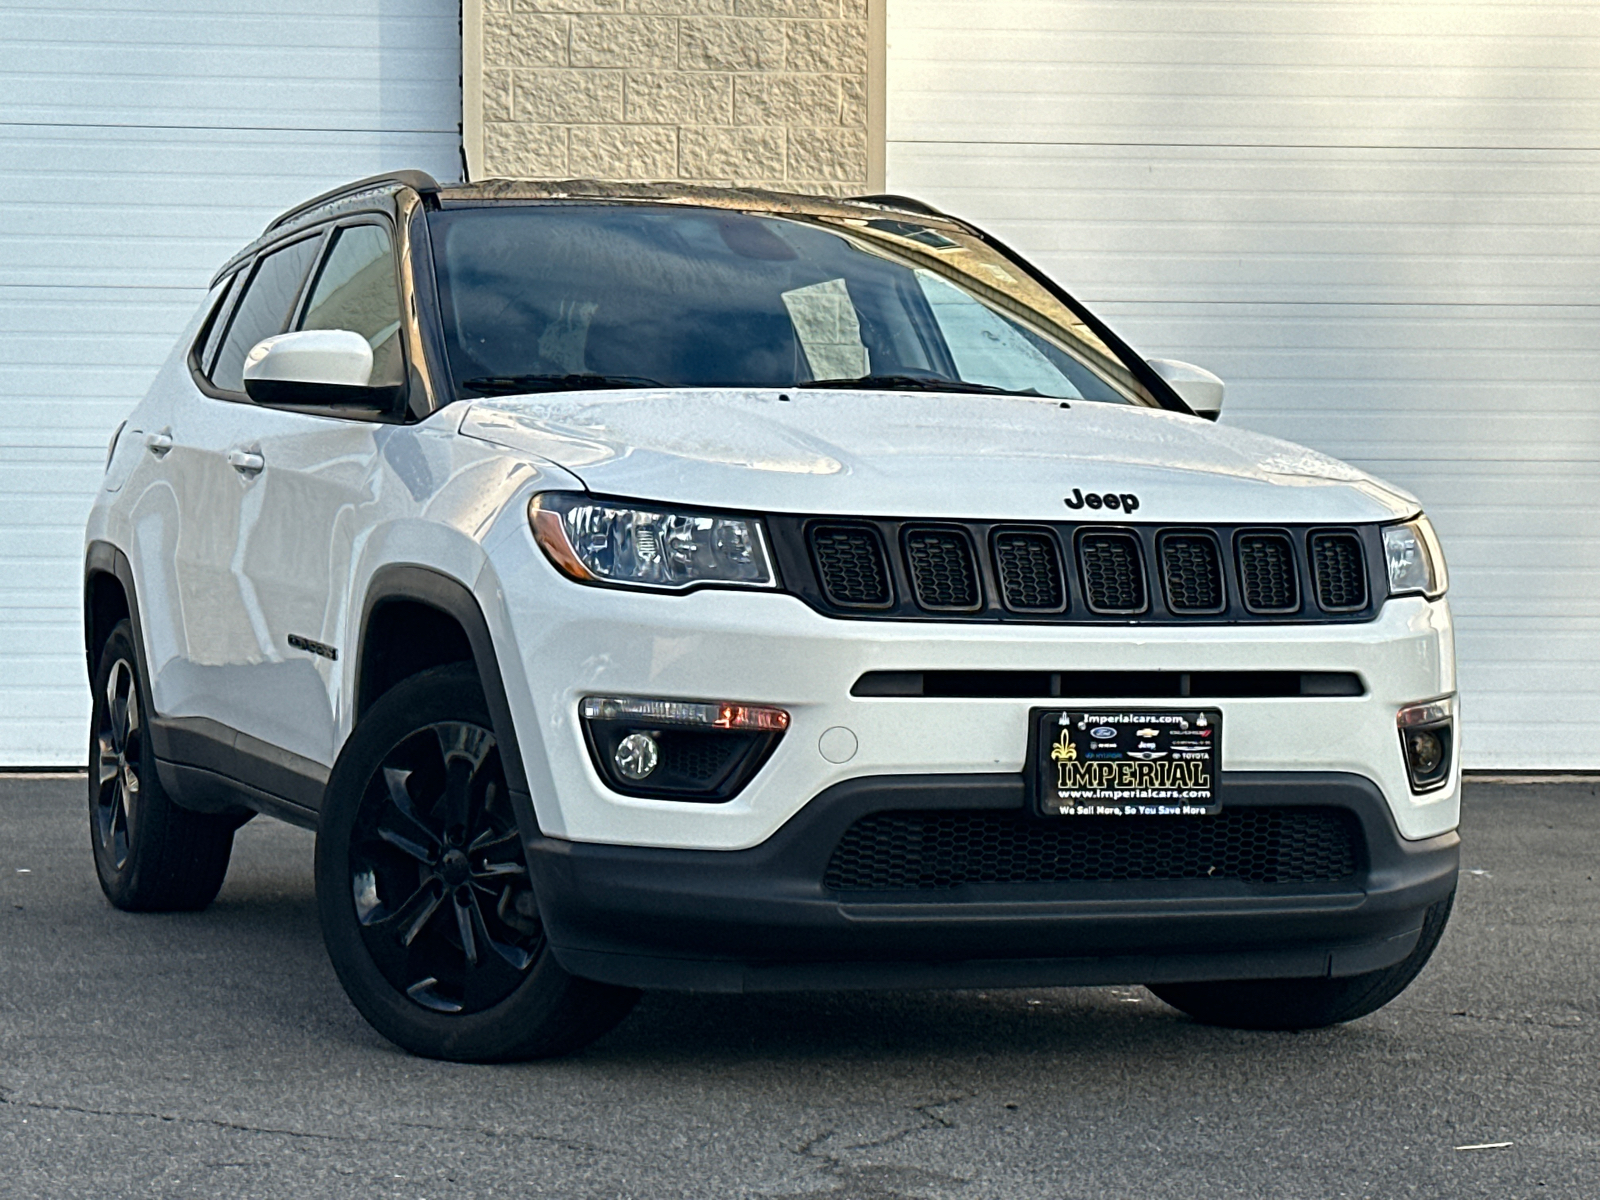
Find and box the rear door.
[150,232,326,743]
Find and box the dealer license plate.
[1033,709,1222,816]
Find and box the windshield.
[428,203,1157,405]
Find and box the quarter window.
[196,273,242,376]
[298,224,405,388]
[210,235,323,393]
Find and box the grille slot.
[1236,531,1299,613]
[1077,530,1147,613]
[1160,533,1224,613]
[1311,531,1368,611]
[993,530,1066,612]
[903,527,981,611]
[809,524,891,608]
[824,807,1362,891]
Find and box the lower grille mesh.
[824,807,1362,890]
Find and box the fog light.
[1405,729,1443,775]
[1398,696,1455,793]
[580,695,789,802]
[613,732,659,780]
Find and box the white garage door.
[887,0,1600,770]
[0,1,460,765]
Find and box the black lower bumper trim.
[527,772,1458,993]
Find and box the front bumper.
[487,528,1459,847]
[528,771,1459,993]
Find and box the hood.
[458,389,1419,525]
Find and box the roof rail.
[849,193,946,218]
[265,170,442,232]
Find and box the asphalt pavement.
[1,774,1596,1199]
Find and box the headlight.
[529,492,776,590]
[1381,515,1448,599]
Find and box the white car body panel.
[459,390,1421,524]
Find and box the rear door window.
[297,224,405,388]
[210,234,324,393]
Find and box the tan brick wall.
[470,0,870,194]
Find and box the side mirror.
[1148,358,1225,421]
[242,330,400,410]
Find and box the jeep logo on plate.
[1065,488,1139,513]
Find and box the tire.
[89,620,236,911]
[1149,891,1455,1031]
[315,664,639,1062]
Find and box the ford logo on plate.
[1091,727,1117,739]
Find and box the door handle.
[144,432,173,456]
[227,448,265,475]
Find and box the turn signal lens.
[580,696,790,732]
[530,492,775,591]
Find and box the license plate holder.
[1031,708,1222,816]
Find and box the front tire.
[315,664,639,1062]
[89,619,236,911]
[1149,891,1454,1030]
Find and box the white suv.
[84,173,1459,1061]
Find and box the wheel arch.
[83,542,146,687]
[353,565,532,800]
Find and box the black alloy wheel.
[348,720,541,1015]
[94,654,142,873]
[317,664,639,1061]
[88,619,237,911]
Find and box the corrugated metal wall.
[0,0,461,764]
[886,0,1600,769]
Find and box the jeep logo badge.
[1065,488,1140,513]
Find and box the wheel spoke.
[471,859,527,881]
[453,894,478,967]
[405,978,463,1014]
[376,826,434,864]
[397,888,445,947]
[381,768,441,846]
[467,826,519,856]
[96,735,120,787]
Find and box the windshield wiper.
[797,374,1043,397]
[461,373,665,396]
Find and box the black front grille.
[773,517,1381,626]
[993,531,1065,612]
[1160,533,1224,613]
[824,807,1362,891]
[1078,531,1146,613]
[903,528,980,611]
[1237,532,1299,612]
[1312,531,1368,611]
[809,525,891,607]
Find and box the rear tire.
[89,620,236,911]
[1149,891,1454,1030]
[315,664,639,1062]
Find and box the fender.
[354,564,534,808]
